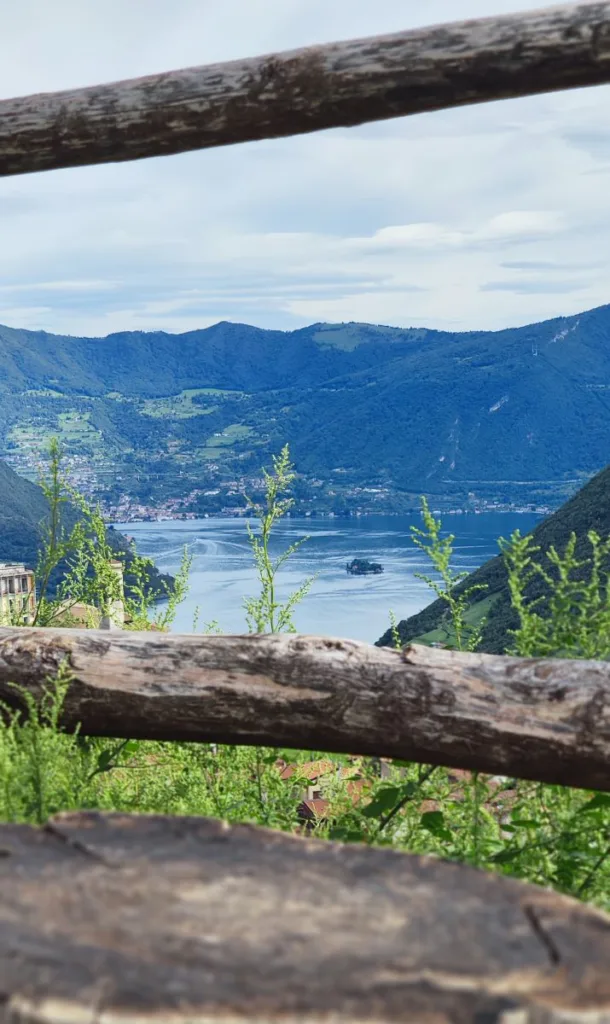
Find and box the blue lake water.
[117,513,541,644]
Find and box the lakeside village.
[100,488,553,524]
[7,449,554,524]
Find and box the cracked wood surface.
[1,811,610,1022]
[0,627,609,791]
[2,3,610,176]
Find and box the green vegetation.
[9,410,104,459]
[243,445,315,633]
[410,499,488,651]
[141,389,220,419]
[0,451,173,602]
[502,529,610,660]
[55,412,105,458]
[413,594,500,648]
[208,423,251,444]
[379,461,610,653]
[0,448,608,913]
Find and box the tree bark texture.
[1,810,610,1022]
[1,3,610,176]
[0,627,609,791]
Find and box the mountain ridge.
[2,303,610,508]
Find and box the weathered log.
[2,3,610,177]
[1,627,609,791]
[1,810,610,1022]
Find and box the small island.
[346,558,384,576]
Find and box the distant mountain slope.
[376,463,610,654]
[0,460,50,567]
[3,305,610,500]
[0,320,421,396]
[0,459,171,598]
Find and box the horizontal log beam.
[1,3,610,176]
[2,811,610,1021]
[0,627,609,791]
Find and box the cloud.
[0,0,608,336]
[480,280,586,295]
[501,260,569,271]
[477,211,564,241]
[0,280,118,294]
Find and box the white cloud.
[478,211,565,240]
[0,0,608,336]
[0,280,118,294]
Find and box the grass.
[9,413,104,458]
[195,423,256,460]
[197,424,255,459]
[206,424,252,446]
[413,593,500,646]
[311,323,412,351]
[139,389,241,419]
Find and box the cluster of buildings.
[275,757,517,832]
[0,560,127,629]
[2,433,557,522]
[3,449,104,500]
[0,564,36,624]
[98,491,203,523]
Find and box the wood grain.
[1,811,610,1022]
[2,3,610,176]
[1,626,609,790]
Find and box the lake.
[116,513,541,644]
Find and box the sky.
[1,0,610,337]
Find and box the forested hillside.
[0,459,171,597]
[3,305,610,507]
[0,460,50,567]
[377,462,610,654]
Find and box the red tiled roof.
[277,759,361,783]
[298,798,330,820]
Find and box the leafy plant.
[501,528,610,659]
[32,438,88,626]
[244,445,315,633]
[27,439,190,631]
[125,544,192,631]
[0,663,86,823]
[388,610,402,651]
[411,497,487,651]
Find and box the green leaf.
[96,749,114,772]
[361,786,403,818]
[420,810,453,842]
[491,847,524,864]
[328,827,365,843]
[578,793,610,813]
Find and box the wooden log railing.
[1,626,609,791]
[1,2,610,177]
[2,810,610,1023]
